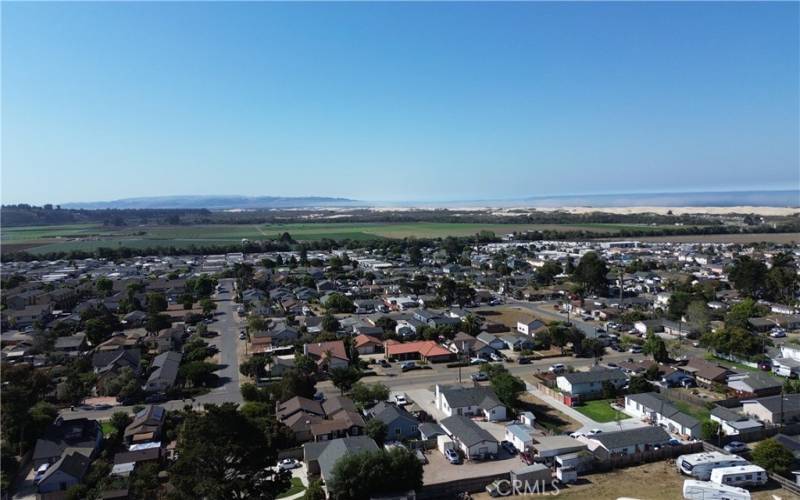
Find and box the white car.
[587,429,603,436]
[470,357,488,365]
[489,352,502,362]
[394,394,408,405]
[770,330,787,338]
[549,363,566,374]
[278,458,300,470]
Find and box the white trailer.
[677,451,749,480]
[683,480,751,500]
[709,464,768,487]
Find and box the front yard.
[277,477,305,499]
[574,399,630,423]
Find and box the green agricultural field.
[2,221,696,255]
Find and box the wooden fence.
[592,442,703,472]
[417,472,510,499]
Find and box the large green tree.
[327,448,423,500]
[572,252,609,295]
[752,438,794,475]
[170,403,290,499]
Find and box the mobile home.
[709,465,768,487]
[682,480,751,500]
[677,451,749,480]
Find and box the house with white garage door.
[440,415,499,460]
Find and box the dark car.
[379,359,391,368]
[517,357,532,365]
[500,441,517,455]
[144,394,167,404]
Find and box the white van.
[677,451,749,480]
[709,464,768,487]
[683,480,751,500]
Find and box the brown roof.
[683,357,730,382]
[277,396,324,420]
[305,340,348,361]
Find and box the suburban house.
[476,332,506,351]
[741,394,800,425]
[124,405,166,445]
[709,406,764,436]
[368,402,420,441]
[623,392,702,438]
[726,372,782,398]
[439,415,499,460]
[144,351,181,394]
[679,358,731,387]
[517,319,546,336]
[304,340,350,371]
[435,385,507,422]
[419,423,446,440]
[53,332,87,356]
[33,417,102,470]
[303,436,379,483]
[277,396,325,421]
[772,345,800,378]
[583,426,672,460]
[556,368,628,404]
[384,340,453,363]
[449,331,478,355]
[36,451,92,494]
[354,334,383,355]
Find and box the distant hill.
[61,195,360,210]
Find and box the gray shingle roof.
[589,426,671,450]
[626,392,700,430]
[441,415,498,447]
[439,386,503,411]
[562,368,627,385]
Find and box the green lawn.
[277,477,305,498]
[575,399,631,423]
[100,421,116,436]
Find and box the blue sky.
[2,2,798,205]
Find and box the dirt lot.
[517,392,582,434]
[475,307,543,331]
[422,446,520,485]
[472,460,794,499]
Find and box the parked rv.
[677,452,749,480]
[683,480,751,500]
[709,465,767,487]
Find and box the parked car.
[518,357,532,365]
[549,363,566,374]
[758,360,773,371]
[444,448,461,464]
[500,441,517,455]
[239,332,246,340]
[401,361,418,372]
[724,441,748,453]
[471,372,489,382]
[278,458,300,470]
[470,357,488,365]
[489,352,502,362]
[378,359,391,368]
[628,346,643,354]
[770,330,787,338]
[34,464,48,483]
[395,394,409,405]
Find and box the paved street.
[60,278,242,420]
